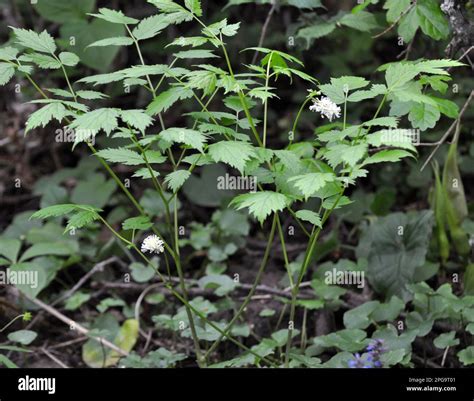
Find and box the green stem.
[204,214,278,361]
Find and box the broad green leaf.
[123,216,153,231]
[33,0,95,23]
[65,210,100,231]
[76,90,108,100]
[416,0,449,40]
[83,315,139,368]
[19,242,76,262]
[458,346,474,366]
[30,204,81,219]
[347,84,386,102]
[164,170,191,192]
[10,27,56,54]
[95,148,145,166]
[357,210,434,300]
[60,19,125,72]
[296,22,336,49]
[59,51,80,67]
[398,7,419,42]
[7,330,37,345]
[0,46,19,61]
[160,127,208,153]
[25,103,70,134]
[147,86,193,115]
[175,49,218,59]
[0,238,21,263]
[366,130,416,151]
[120,109,153,132]
[432,97,459,119]
[184,0,203,16]
[88,37,134,47]
[319,76,370,104]
[433,331,459,349]
[19,53,61,69]
[148,0,193,25]
[384,0,411,22]
[70,108,121,140]
[385,63,419,91]
[207,141,256,173]
[231,191,288,224]
[289,173,335,199]
[0,63,15,86]
[415,59,465,75]
[408,102,440,131]
[133,14,170,40]
[65,292,91,311]
[324,143,368,167]
[89,8,139,25]
[295,210,322,227]
[340,11,379,32]
[362,149,414,166]
[344,301,380,329]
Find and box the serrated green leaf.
[362,149,414,166]
[319,76,370,104]
[66,210,100,231]
[207,141,256,173]
[0,62,15,86]
[95,148,145,166]
[184,0,203,16]
[0,46,19,61]
[120,109,153,132]
[133,14,170,40]
[10,27,56,54]
[25,103,70,134]
[88,37,134,47]
[230,191,288,224]
[175,49,218,59]
[160,127,208,153]
[295,210,322,227]
[165,170,191,192]
[89,8,139,25]
[149,0,193,25]
[122,216,153,231]
[76,90,108,100]
[19,53,61,69]
[415,59,465,76]
[70,108,120,140]
[147,86,193,115]
[347,84,386,102]
[289,173,335,199]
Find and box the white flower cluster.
[141,234,165,254]
[309,96,341,121]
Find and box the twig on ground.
[41,348,69,368]
[14,289,129,357]
[52,256,124,307]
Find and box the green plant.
[0,0,466,368]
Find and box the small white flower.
[309,96,341,122]
[141,234,165,254]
